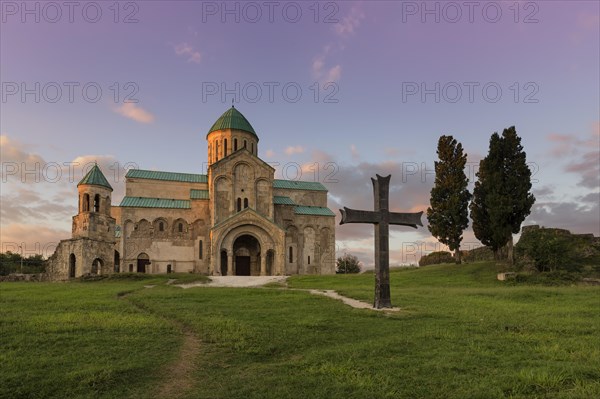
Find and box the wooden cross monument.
[340,174,423,309]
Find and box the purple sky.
[1,1,599,265]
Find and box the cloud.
[528,199,599,236]
[334,5,365,37]
[565,151,600,189]
[0,223,69,259]
[547,123,600,189]
[115,103,155,124]
[1,134,133,256]
[265,149,275,158]
[0,135,45,183]
[284,146,305,155]
[174,42,202,64]
[312,53,342,83]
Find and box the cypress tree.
[427,135,471,264]
[470,126,535,260]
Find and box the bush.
[336,253,361,274]
[418,251,455,266]
[516,229,582,272]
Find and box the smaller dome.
[77,164,113,191]
[207,106,257,138]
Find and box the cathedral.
[46,106,336,278]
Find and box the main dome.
[207,106,257,138]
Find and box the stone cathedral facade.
[47,107,336,279]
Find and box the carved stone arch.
[153,217,168,237]
[255,178,271,217]
[303,226,316,270]
[285,225,299,273]
[320,227,334,266]
[173,218,188,235]
[233,161,254,184]
[91,258,103,275]
[135,219,151,237]
[214,175,232,223]
[123,219,134,238]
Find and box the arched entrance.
[220,250,228,276]
[137,253,150,273]
[69,254,76,278]
[91,258,103,275]
[266,249,274,275]
[114,250,120,273]
[233,234,260,276]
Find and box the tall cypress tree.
[470,126,535,260]
[427,135,471,264]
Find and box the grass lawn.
[1,263,598,398]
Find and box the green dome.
[77,164,113,191]
[207,106,257,138]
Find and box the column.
[260,255,267,276]
[227,253,233,276]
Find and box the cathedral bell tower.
[72,164,116,242]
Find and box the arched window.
[244,198,249,208]
[93,194,100,212]
[251,142,254,154]
[243,140,247,149]
[82,194,90,212]
[237,198,242,212]
[178,223,183,233]
[224,139,228,156]
[308,256,311,265]
[159,222,164,232]
[234,138,238,151]
[215,141,219,161]
[289,247,293,263]
[199,240,203,259]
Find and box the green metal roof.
[115,225,122,238]
[119,196,191,209]
[294,206,335,217]
[273,196,296,205]
[78,164,113,190]
[190,189,209,200]
[273,179,327,191]
[208,106,257,137]
[126,169,207,183]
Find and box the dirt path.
[307,289,401,311]
[120,292,201,399]
[153,325,200,399]
[178,275,287,288]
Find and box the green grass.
[2,262,599,398]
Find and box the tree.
[336,253,361,274]
[427,135,471,264]
[470,126,535,260]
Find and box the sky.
[1,0,599,266]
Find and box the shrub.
[418,251,454,266]
[515,228,582,272]
[336,253,361,274]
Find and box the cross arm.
[339,207,378,225]
[389,211,423,229]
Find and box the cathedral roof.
[126,169,207,183]
[78,164,113,190]
[207,106,257,138]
